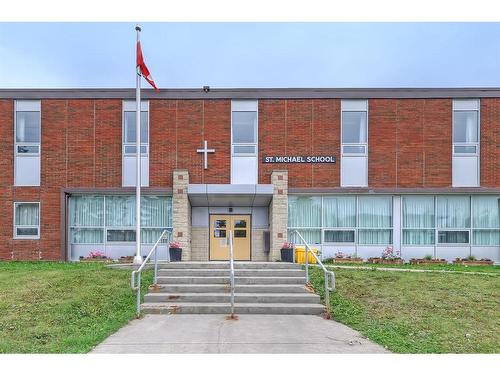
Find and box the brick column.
[172,170,191,261]
[270,170,288,261]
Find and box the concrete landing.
[91,314,389,353]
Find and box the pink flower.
[169,241,182,248]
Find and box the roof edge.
[2,87,500,99]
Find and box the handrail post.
[136,274,141,317]
[229,230,235,317]
[305,241,309,283]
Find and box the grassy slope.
[0,262,151,353]
[309,267,500,353]
[323,261,500,274]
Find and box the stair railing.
[131,229,170,317]
[292,229,335,315]
[228,230,236,317]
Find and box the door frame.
[208,213,252,261]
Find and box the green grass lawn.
[323,261,500,274]
[0,261,151,353]
[309,266,500,353]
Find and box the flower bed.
[329,257,364,264]
[368,257,404,265]
[118,256,134,263]
[80,251,112,263]
[409,258,448,265]
[452,259,494,266]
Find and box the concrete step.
[157,268,305,277]
[157,262,300,270]
[140,302,325,315]
[149,284,312,294]
[155,276,306,285]
[143,292,321,304]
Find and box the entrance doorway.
[209,215,251,260]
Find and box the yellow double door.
[209,215,251,261]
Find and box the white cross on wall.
[197,140,215,170]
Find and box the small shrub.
[467,255,476,261]
[423,254,433,261]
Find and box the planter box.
[368,257,404,265]
[79,257,112,263]
[169,248,182,262]
[280,248,294,263]
[453,260,494,266]
[118,256,134,263]
[410,258,448,265]
[330,258,364,264]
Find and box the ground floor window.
[288,195,393,246]
[69,194,172,244]
[14,202,40,239]
[402,195,500,246]
[288,194,500,247]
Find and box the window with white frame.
[452,99,480,187]
[231,100,258,184]
[322,196,356,243]
[287,196,322,244]
[472,196,500,246]
[14,100,41,186]
[341,100,368,187]
[436,196,470,244]
[288,195,393,246]
[358,196,393,245]
[69,195,172,245]
[402,196,435,245]
[123,111,149,155]
[341,111,367,155]
[14,202,40,239]
[453,102,479,156]
[122,101,149,187]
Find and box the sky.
[0,22,499,88]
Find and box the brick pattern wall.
[0,97,498,260]
[369,99,452,187]
[481,99,500,187]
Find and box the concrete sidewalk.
[91,314,389,353]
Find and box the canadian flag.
[136,41,159,92]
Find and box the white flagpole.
[133,25,143,265]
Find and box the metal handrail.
[131,229,170,317]
[293,229,335,315]
[228,230,235,317]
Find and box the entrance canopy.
[188,184,273,207]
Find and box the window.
[69,195,172,244]
[14,202,40,239]
[358,196,392,245]
[323,197,356,243]
[14,100,41,186]
[403,196,435,245]
[231,100,258,184]
[123,111,149,155]
[452,99,480,187]
[436,196,470,244]
[288,196,321,244]
[472,196,500,245]
[342,112,367,150]
[341,100,368,187]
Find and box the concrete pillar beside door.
[172,170,191,261]
[270,170,288,261]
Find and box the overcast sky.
[0,22,499,88]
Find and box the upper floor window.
[453,100,479,155]
[123,109,149,155]
[122,101,149,187]
[14,100,41,186]
[231,100,258,184]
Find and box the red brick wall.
[369,99,452,187]
[0,97,498,260]
[480,99,500,187]
[258,99,340,187]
